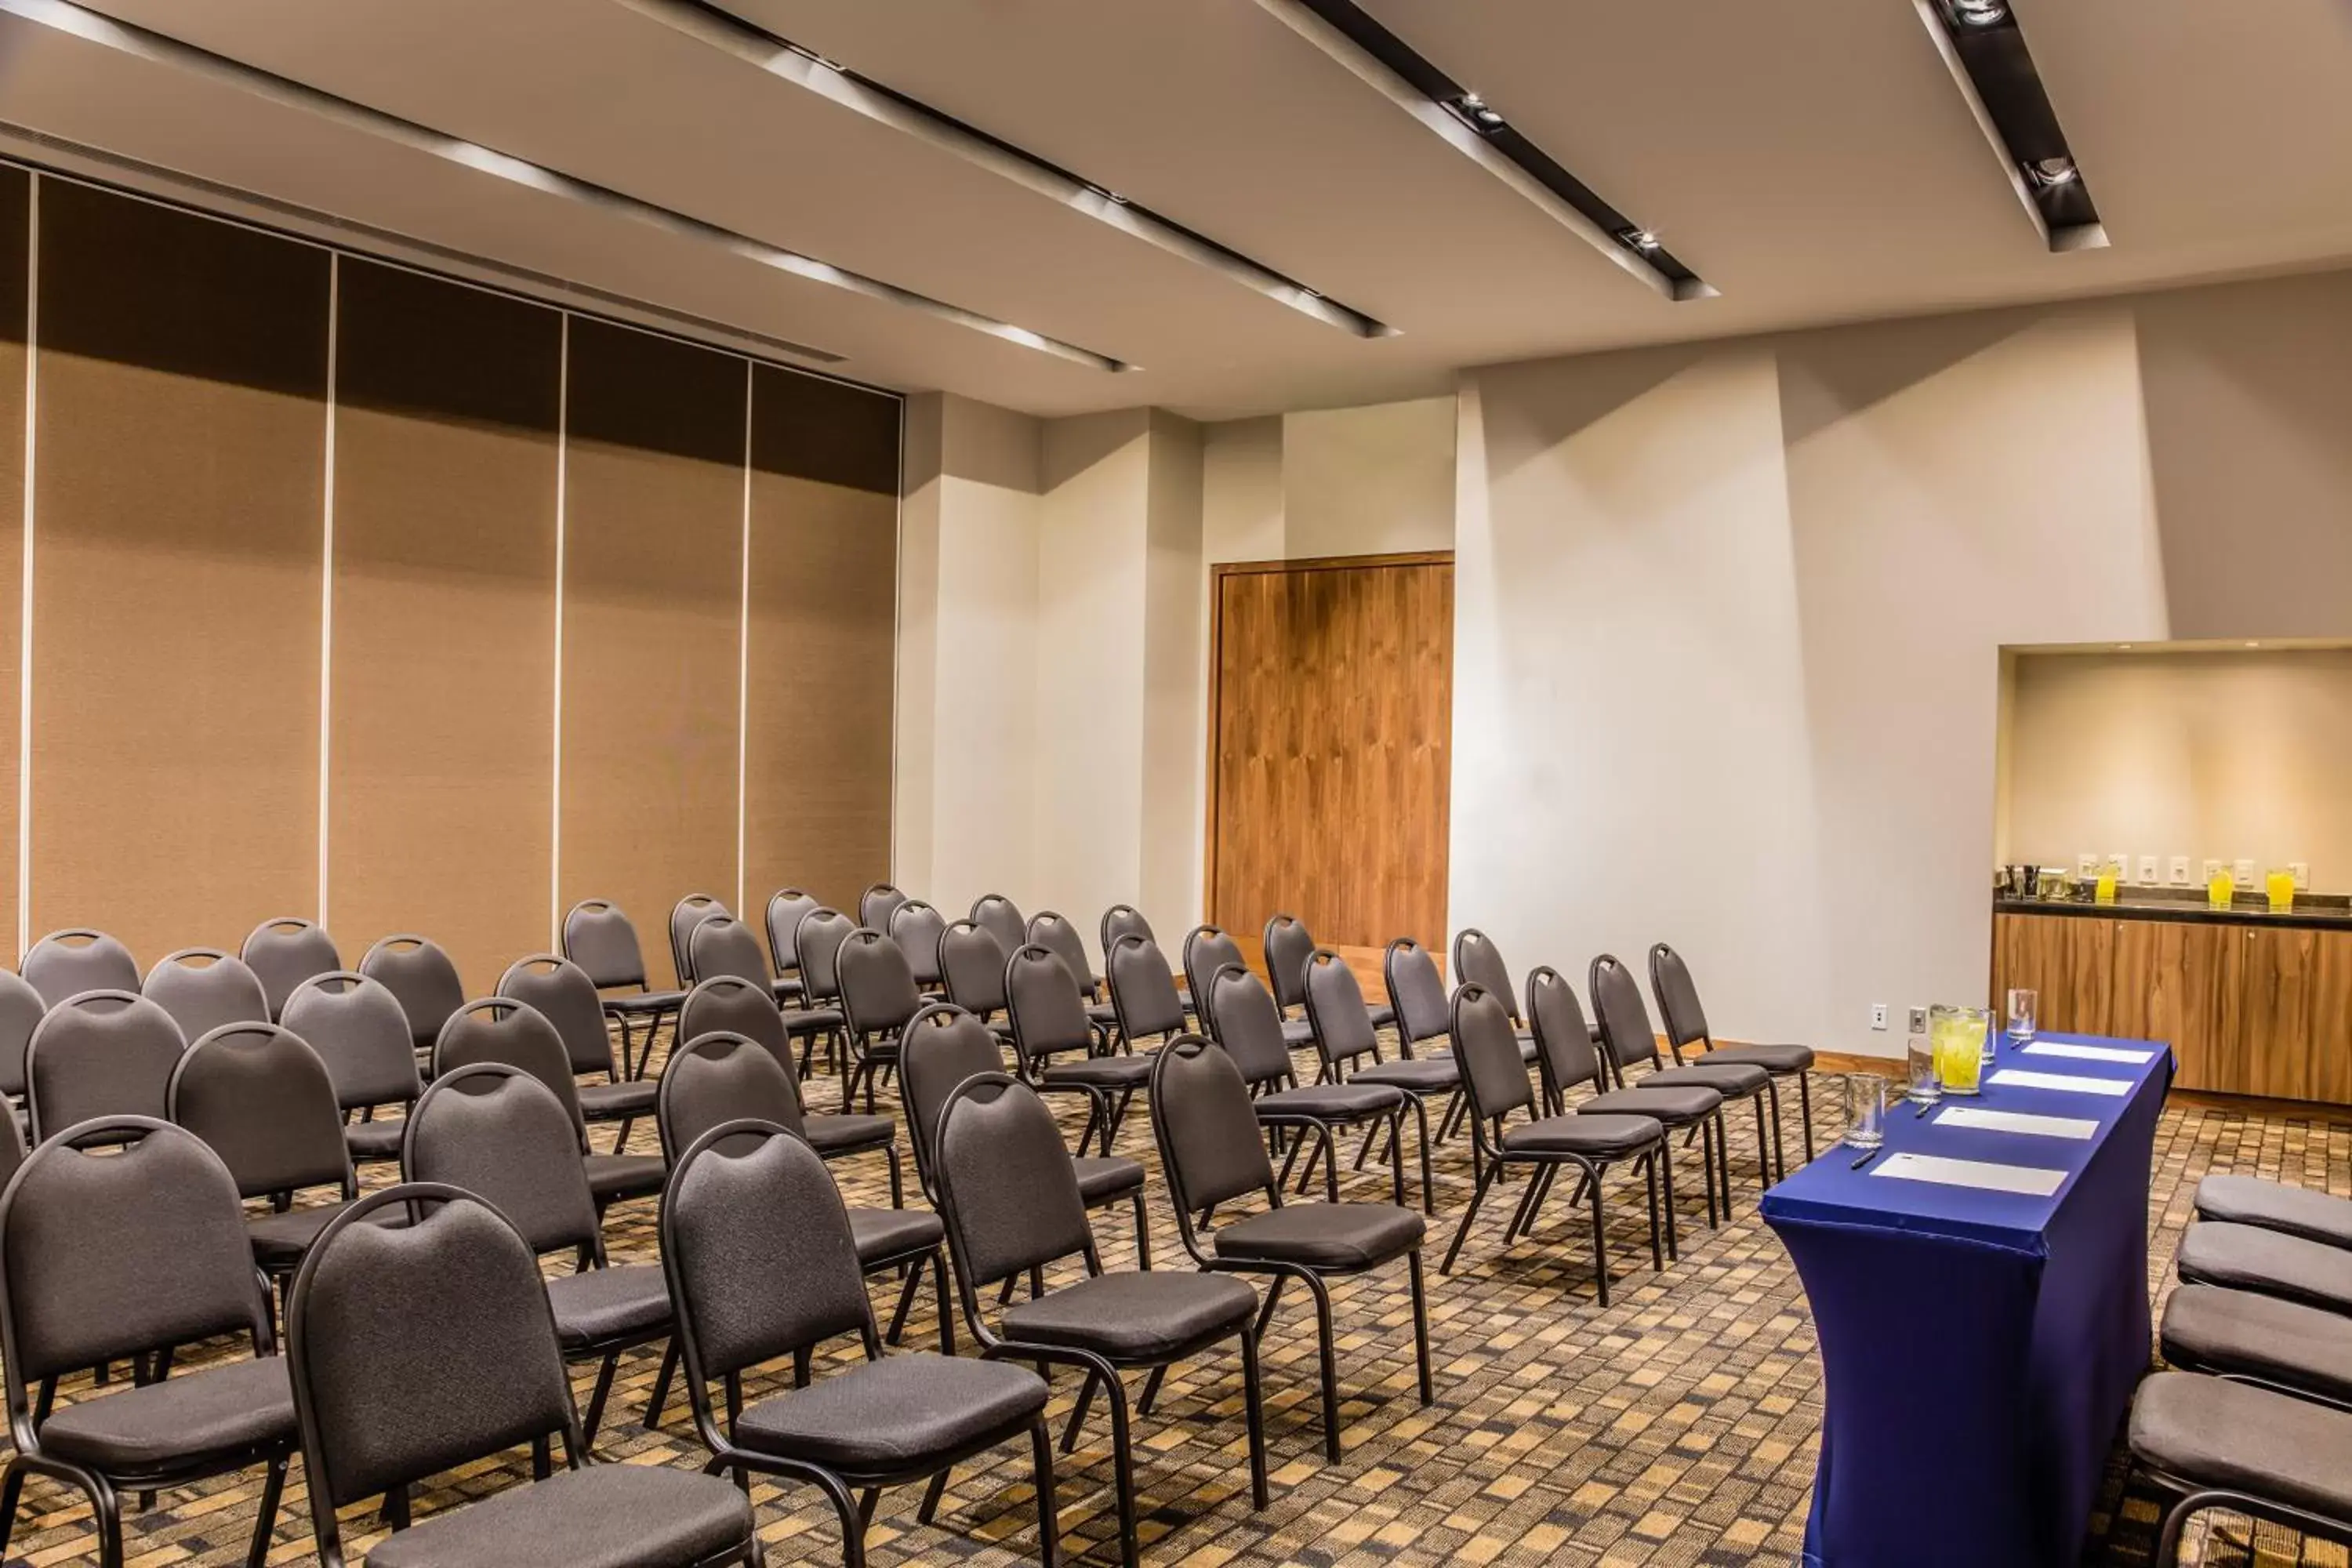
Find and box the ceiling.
[2,0,2349,419]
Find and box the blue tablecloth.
[1761,1033,2173,1568]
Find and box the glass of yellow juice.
[2208,868,2235,912]
[2267,869,2296,914]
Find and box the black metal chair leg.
[1104,1370,1141,1568]
[0,1461,24,1559]
[885,1254,926,1345]
[1645,1152,1665,1271]
[816,1471,866,1568]
[1442,1163,1498,1273]
[244,1454,287,1568]
[1798,1072,1815,1162]
[1588,1170,1612,1308]
[1406,1250,1435,1404]
[583,1350,620,1443]
[917,1468,951,1525]
[1306,1275,1341,1462]
[1410,1095,1436,1214]
[931,1246,955,1353]
[1137,1363,1168,1417]
[644,1339,679,1431]
[1031,1417,1061,1568]
[1253,1274,1288,1338]
[1238,1328,1270,1509]
[1129,1189,1152,1271]
[1661,1142,1682,1261]
[1060,1370,1100,1455]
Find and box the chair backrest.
[970,894,1025,963]
[933,1073,1092,1287]
[1451,930,1521,1024]
[1204,964,1295,1089]
[1589,953,1663,1079]
[796,907,855,1005]
[1384,938,1452,1053]
[1182,924,1248,1012]
[0,1096,23,1192]
[281,971,423,1112]
[1451,983,1536,1127]
[241,916,343,1020]
[764,888,818,976]
[561,898,651,990]
[0,968,45,1100]
[1150,1036,1276,1217]
[677,976,792,1076]
[430,998,586,1143]
[359,935,466,1051]
[889,901,948,988]
[0,1118,268,1388]
[669,894,729,986]
[403,1065,599,1255]
[1100,904,1155,963]
[938,919,1009,1018]
[897,1003,1005,1188]
[1263,914,1316,1014]
[23,990,187,1143]
[837,929,922,1040]
[858,882,909,933]
[22,927,140,1009]
[1304,948,1381,1066]
[659,1031,805,1158]
[287,1185,575,1515]
[1526,965,1606,1099]
[1649,942,1711,1056]
[143,947,271,1045]
[1026,911,1099,998]
[496,955,619,1079]
[1004,942,1095,1069]
[685,914,773,993]
[662,1121,873,1387]
[169,1022,354,1200]
[1107,933,1185,1043]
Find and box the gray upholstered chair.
[2194,1174,2352,1250]
[937,919,1015,1038]
[23,989,187,1144]
[1183,924,1304,1047]
[1027,911,1118,1033]
[1592,953,1766,1218]
[1650,941,1816,1174]
[0,1118,295,1567]
[669,892,729,988]
[763,887,819,1002]
[836,930,923,1117]
[2125,1367,2352,1567]
[888,900,949,995]
[1098,905,1156,969]
[280,971,422,1166]
[22,928,140,1009]
[1449,930,1542,1065]
[0,1096,22,1191]
[793,906,857,1051]
[660,1033,946,1352]
[143,948,270,1046]
[431,997,666,1210]
[561,898,683,1080]
[689,916,843,1055]
[284,1183,757,1565]
[358,935,466,1062]
[1442,985,1665,1302]
[1005,942,1149,1157]
[499,954,655,1153]
[1266,914,1392,1030]
[1150,1035,1432,1461]
[969,894,1026,966]
[858,883,909,934]
[239,916,340,1022]
[662,1120,1053,1566]
[680,976,899,1204]
[0,967,45,1102]
[933,1075,1269,1568]
[1302,949,1452,1191]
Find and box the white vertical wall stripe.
[15,172,34,956]
[736,357,752,915]
[317,252,338,925]
[550,312,570,948]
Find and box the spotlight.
[2026,155,2078,187]
[1458,93,1503,128]
[1620,228,1661,252]
[1944,0,2007,25]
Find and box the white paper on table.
[1987,1069,2132,1098]
[1871,1151,2068,1197]
[1935,1106,2099,1141]
[2020,1041,2157,1065]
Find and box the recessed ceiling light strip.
[1255,0,1712,302]
[0,0,1134,369]
[1914,0,2105,253]
[622,0,1396,339]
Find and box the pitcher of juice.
[1931,1004,1991,1096]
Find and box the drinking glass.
[2267,869,2297,914]
[1932,1004,1990,1095]
[2006,987,2037,1043]
[1907,1033,1942,1107]
[2208,866,2236,912]
[1845,1075,1886,1151]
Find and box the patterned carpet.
[5,1039,2349,1567]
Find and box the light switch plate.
[2078,852,2101,878]
[2291,862,2311,890]
[2234,858,2257,888]
[2204,859,2225,885]
[2170,855,2193,885]
[2137,855,2160,884]
[2111,851,2132,880]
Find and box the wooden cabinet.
[1993,912,2352,1100]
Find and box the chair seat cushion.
[2177,1221,2352,1312]
[344,1117,406,1162]
[1279,1017,1316,1047]
[1254,1082,1405,1120]
[366,1460,753,1568]
[1367,1004,1396,1031]
[37,1355,295,1473]
[1504,1112,1662,1158]
[2195,1174,2352,1250]
[585,1152,667,1206]
[1352,1057,1460,1093]
[1213,1202,1424,1271]
[1041,1054,1155,1092]
[545,1264,672,1350]
[1645,1062,1770,1096]
[782,1007,844,1036]
[734,1351,1047,1472]
[601,990,685,1016]
[771,976,804,1003]
[2129,1370,2352,1526]
[1001,1271,1257,1361]
[1696,1042,1815,1074]
[2161,1283,2352,1406]
[577,1080,658,1120]
[848,1205,944,1268]
[247,1200,362,1272]
[1073,1154,1145,1205]
[807,1113,895,1156]
[1584,1086,1719,1123]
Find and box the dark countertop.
[1994,895,2352,931]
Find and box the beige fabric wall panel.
[557,318,745,986]
[743,366,896,919]
[330,259,559,990]
[0,169,27,955]
[30,180,328,964]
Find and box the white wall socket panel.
[2078,852,2100,877]
[1870,1004,1889,1031]
[2136,855,2160,884]
[2291,862,2311,889]
[2111,851,2132,880]
[2234,858,2257,887]
[2203,859,2225,884]
[2170,855,2193,884]
[1908,1005,1929,1034]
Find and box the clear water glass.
[2006,987,2038,1043]
[1845,1075,1886,1150]
[1907,1033,1942,1106]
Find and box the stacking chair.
[1303,949,1453,1195]
[0,1097,20,1188]
[689,915,846,1066]
[932,1073,1269,1567]
[900,1002,1151,1269]
[937,918,1017,1039]
[1267,914,1392,1030]
[281,971,423,1166]
[762,887,818,1001]
[358,934,466,1065]
[143,948,270,1045]
[890,900,950,996]
[1650,942,1816,1174]
[662,1119,1054,1567]
[563,898,684,1080]
[797,906,858,1076]
[0,1119,296,1568]
[679,976,902,1205]
[1441,985,1666,1302]
[1189,925,1308,1047]
[669,893,729,988]
[1028,910,1120,1034]
[1004,942,1151,1155]
[661,1033,947,1351]
[0,967,45,1104]
[1099,904,1156,964]
[2195,1174,2352,1248]
[970,893,1026,964]
[1106,931,1192,1063]
[2125,1368,2352,1567]
[21,928,140,1010]
[860,882,909,933]
[499,954,657,1154]
[1590,956,1748,1227]
[2158,1281,2352,1414]
[2173,1220,2352,1316]
[1391,936,1531,1083]
[23,989,187,1144]
[285,1185,757,1566]
[431,997,666,1210]
[403,1064,677,1443]
[836,929,923,1116]
[168,1022,361,1298]
[241,916,342,1021]
[1449,930,1541,1059]
[1152,1036,1432,1460]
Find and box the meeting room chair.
[1442,985,1666,1303]
[970,892,1026,964]
[2194,1174,2352,1250]
[931,1073,1269,1566]
[937,918,1016,1037]
[2125,1366,2352,1567]
[762,887,818,1002]
[0,967,45,1104]
[23,989,186,1145]
[858,882,909,933]
[660,1118,1054,1567]
[239,916,340,1022]
[402,1063,678,1443]
[1026,910,1120,1033]
[1150,1034,1432,1461]
[1008,938,1153,1154]
[22,928,140,1010]
[1266,914,1393,1031]
[142,947,270,1046]
[1189,925,1310,1047]
[691,915,847,1059]
[1650,942,1816,1174]
[1450,930,1541,1059]
[562,898,685,1080]
[678,975,899,1202]
[431,996,667,1211]
[837,929,924,1116]
[1390,936,1530,1090]
[499,953,657,1153]
[890,899,950,995]
[0,1097,21,1189]
[358,933,466,1063]
[283,1184,757,1566]
[0,1118,296,1568]
[1303,949,1452,1204]
[2156,1279,2352,1421]
[660,1031,947,1350]
[795,906,858,1070]
[1591,955,1750,1227]
[280,970,423,1166]
[670,892,729,988]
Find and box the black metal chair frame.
[835,930,921,1118]
[1592,954,1760,1222]
[1301,949,1442,1213]
[1003,946,1138,1160]
[561,898,680,1082]
[499,953,655,1156]
[1650,941,1813,1175]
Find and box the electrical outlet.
[2292,862,2311,890]
[2204,859,2225,886]
[2170,855,2193,885]
[2110,851,2132,880]
[2234,858,2257,888]
[1908,1005,1929,1034]
[1870,1004,1888,1032]
[2136,855,2159,884]
[2078,852,2100,878]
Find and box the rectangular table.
[1761,1032,2174,1568]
